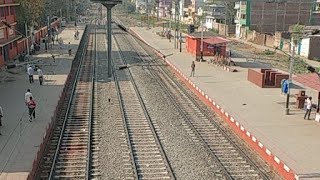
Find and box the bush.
[263,49,275,56]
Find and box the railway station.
[0,0,320,180]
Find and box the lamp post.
[200,19,204,61]
[155,0,160,21]
[91,0,122,78]
[25,23,30,55]
[285,44,295,115]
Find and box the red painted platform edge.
[129,28,296,180]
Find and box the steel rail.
[85,26,97,180]
[156,61,270,180]
[108,31,139,180]
[135,40,270,180]
[112,27,176,180]
[117,24,270,180]
[48,26,92,180]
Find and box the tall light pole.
[285,44,295,115]
[25,23,30,55]
[156,0,160,21]
[200,19,204,61]
[91,0,122,78]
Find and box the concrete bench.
[248,68,289,88]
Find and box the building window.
[5,7,9,16]
[241,14,246,19]
[0,8,4,17]
[0,29,4,39]
[8,28,13,36]
[10,7,15,15]
[315,3,320,11]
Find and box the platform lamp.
[90,0,122,78]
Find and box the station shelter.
[185,32,230,57]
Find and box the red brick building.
[0,0,20,67]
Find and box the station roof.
[187,31,217,38]
[203,37,231,45]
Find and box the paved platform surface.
[130,26,320,177]
[0,24,84,180]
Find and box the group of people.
[0,89,36,135]
[30,43,41,55]
[27,65,44,85]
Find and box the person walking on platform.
[0,106,3,135]
[190,61,195,77]
[68,42,72,56]
[37,67,44,85]
[27,65,34,83]
[304,97,313,120]
[27,97,36,122]
[25,89,33,105]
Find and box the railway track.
[112,25,176,180]
[36,26,99,179]
[113,22,272,180]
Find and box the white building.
[205,16,215,29]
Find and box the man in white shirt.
[304,97,313,120]
[27,66,34,83]
[25,89,33,105]
[37,67,44,85]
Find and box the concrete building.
[159,0,172,17]
[234,0,320,37]
[0,0,20,67]
[204,3,226,29]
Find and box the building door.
[3,44,9,63]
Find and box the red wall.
[186,36,227,57]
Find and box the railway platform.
[0,24,84,180]
[129,26,320,179]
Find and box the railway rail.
[35,26,99,179]
[113,21,273,180]
[112,25,176,180]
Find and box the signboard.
[207,44,216,49]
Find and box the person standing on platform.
[68,42,71,56]
[190,61,195,77]
[25,89,33,105]
[27,65,34,83]
[76,30,80,40]
[37,67,44,85]
[304,97,313,120]
[27,97,36,122]
[0,106,3,135]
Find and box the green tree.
[289,24,305,45]
[17,0,45,28]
